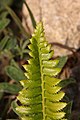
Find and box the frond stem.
[38,42,45,120]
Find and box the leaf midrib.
[37,40,45,120]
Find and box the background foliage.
[0,0,33,119]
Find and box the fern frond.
[15,23,67,120]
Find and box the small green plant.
[13,23,68,120]
[0,1,36,119]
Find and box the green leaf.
[0,18,10,31]
[14,23,67,120]
[64,101,73,120]
[4,36,17,50]
[5,66,26,82]
[10,59,20,69]
[0,0,13,11]
[24,1,36,28]
[0,0,13,6]
[0,82,21,94]
[22,39,30,50]
[0,36,9,51]
[59,77,76,88]
[0,11,8,19]
[5,5,30,38]
[11,100,21,117]
[56,56,68,68]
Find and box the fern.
[14,23,67,120]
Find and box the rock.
[22,0,80,56]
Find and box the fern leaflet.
[15,23,67,120]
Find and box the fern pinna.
[15,23,67,120]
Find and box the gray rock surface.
[22,0,80,56]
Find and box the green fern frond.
[15,23,67,120]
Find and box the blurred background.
[0,0,80,119]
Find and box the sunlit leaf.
[14,23,67,120]
[11,100,21,117]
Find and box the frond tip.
[15,22,67,120]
